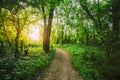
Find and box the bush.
[0,47,55,80]
[59,44,107,80]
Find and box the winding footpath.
[34,48,82,80]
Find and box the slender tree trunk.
[20,40,24,54]
[86,33,89,45]
[56,9,60,44]
[93,30,96,42]
[112,0,120,36]
[0,41,4,56]
[98,0,101,33]
[84,29,89,45]
[61,25,64,45]
[110,0,120,53]
[15,31,20,58]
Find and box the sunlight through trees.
[29,25,40,41]
[0,0,120,80]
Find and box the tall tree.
[29,0,63,52]
[1,0,28,58]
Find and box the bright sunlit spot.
[95,0,102,2]
[29,25,40,41]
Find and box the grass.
[57,44,106,80]
[0,45,55,80]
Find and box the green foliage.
[0,46,55,80]
[58,44,120,80]
[0,57,15,80]
[0,0,120,80]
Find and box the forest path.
[34,48,82,80]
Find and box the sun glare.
[29,25,40,41]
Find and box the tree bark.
[43,6,54,53]
[111,0,120,53]
[98,0,101,33]
[42,5,47,51]
[112,0,120,35]
[15,31,20,58]
[61,25,64,45]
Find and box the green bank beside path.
[57,44,110,80]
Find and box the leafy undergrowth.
[0,47,55,80]
[57,44,120,80]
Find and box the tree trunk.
[112,0,120,36]
[86,33,89,45]
[20,40,24,54]
[43,7,54,53]
[15,32,20,58]
[42,5,47,51]
[61,25,64,45]
[98,0,101,34]
[110,0,120,53]
[0,41,4,56]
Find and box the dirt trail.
[34,48,82,80]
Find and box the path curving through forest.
[34,48,82,80]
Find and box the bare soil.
[34,48,82,80]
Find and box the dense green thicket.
[58,44,120,80]
[0,0,58,79]
[52,0,120,79]
[0,46,55,80]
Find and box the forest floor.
[33,48,82,80]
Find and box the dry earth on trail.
[34,48,82,80]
